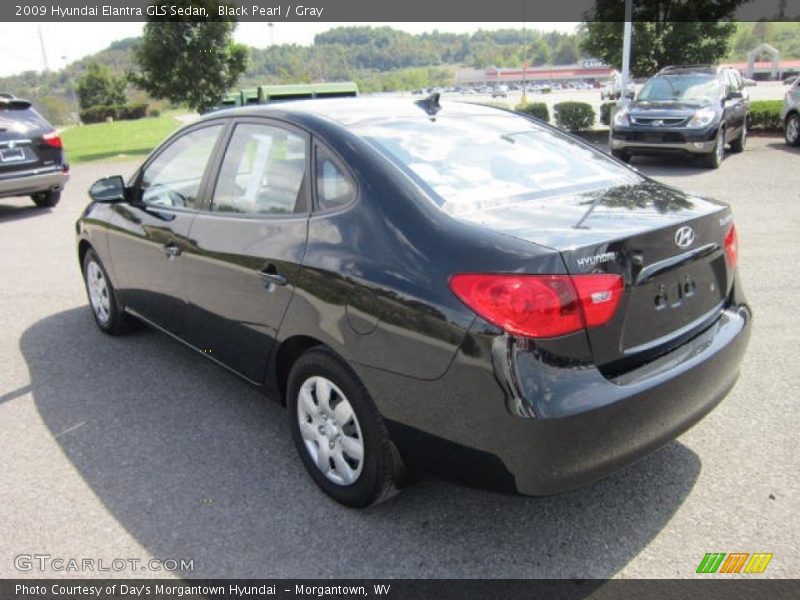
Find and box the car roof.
[201,97,514,129]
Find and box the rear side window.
[315,145,355,211]
[212,123,307,215]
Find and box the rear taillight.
[42,131,62,149]
[724,224,738,268]
[449,273,623,339]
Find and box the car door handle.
[163,243,182,258]
[259,265,288,286]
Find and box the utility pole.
[619,0,633,106]
[521,1,528,104]
[38,26,50,72]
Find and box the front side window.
[358,111,640,216]
[315,145,355,210]
[212,123,307,215]
[638,74,721,105]
[140,125,223,209]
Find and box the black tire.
[31,190,61,208]
[786,113,800,147]
[82,249,138,335]
[287,347,400,508]
[611,148,631,163]
[700,127,725,169]
[729,117,747,153]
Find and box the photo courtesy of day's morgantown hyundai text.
[75,96,751,507]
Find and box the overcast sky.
[0,21,578,77]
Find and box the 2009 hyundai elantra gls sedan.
[76,96,751,507]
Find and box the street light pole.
[619,0,633,106]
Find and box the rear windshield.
[638,74,721,104]
[358,111,640,216]
[0,101,47,130]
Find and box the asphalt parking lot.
[1,136,798,579]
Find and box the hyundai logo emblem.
[675,226,695,248]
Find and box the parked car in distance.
[0,96,68,207]
[76,96,750,507]
[491,86,508,98]
[782,76,800,146]
[610,65,750,168]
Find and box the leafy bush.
[79,105,117,124]
[515,101,549,122]
[540,87,552,94]
[80,103,150,124]
[553,101,596,132]
[749,100,783,130]
[599,101,616,126]
[148,109,161,118]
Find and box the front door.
[107,123,225,336]
[181,120,310,382]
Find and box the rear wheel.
[287,347,399,507]
[786,113,800,147]
[729,118,747,153]
[700,127,725,169]
[31,190,61,208]
[82,249,137,335]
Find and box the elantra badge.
[675,226,695,248]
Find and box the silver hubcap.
[741,121,747,146]
[297,376,364,486]
[788,117,799,143]
[86,261,111,324]
[716,129,725,162]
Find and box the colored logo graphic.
[696,552,773,574]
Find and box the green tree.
[75,61,126,110]
[580,0,745,77]
[130,0,247,113]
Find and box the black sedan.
[76,97,751,507]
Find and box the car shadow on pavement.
[629,154,714,178]
[0,203,50,224]
[21,307,702,579]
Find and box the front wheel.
[287,348,400,507]
[786,113,800,147]
[82,249,137,335]
[700,127,725,169]
[729,118,747,153]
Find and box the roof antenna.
[415,92,442,119]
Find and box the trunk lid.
[458,180,733,368]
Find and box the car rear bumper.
[356,294,751,496]
[0,166,69,198]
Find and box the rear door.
[181,119,310,383]
[107,122,226,336]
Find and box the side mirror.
[89,176,126,203]
[727,90,743,100]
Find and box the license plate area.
[0,147,25,162]
[621,257,727,351]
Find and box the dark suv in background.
[0,95,68,208]
[610,65,750,168]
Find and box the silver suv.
[782,77,800,146]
